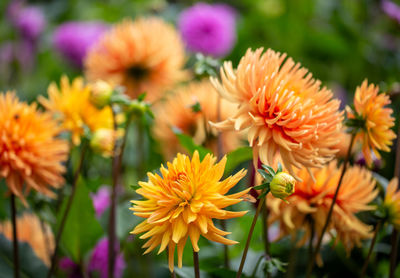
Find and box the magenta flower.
[88,238,125,278]
[91,186,111,218]
[178,2,237,57]
[59,257,83,278]
[52,21,108,68]
[382,0,400,24]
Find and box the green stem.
[236,189,269,278]
[360,221,382,278]
[11,194,19,278]
[193,250,200,278]
[305,133,355,278]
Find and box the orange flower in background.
[384,178,400,229]
[130,151,248,272]
[0,92,68,202]
[85,17,188,102]
[39,76,113,145]
[346,80,396,166]
[268,161,378,256]
[154,80,242,159]
[0,213,54,266]
[210,48,343,178]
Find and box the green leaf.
[190,101,202,113]
[0,234,48,278]
[173,128,212,160]
[277,163,283,173]
[257,169,273,182]
[57,179,104,262]
[224,147,253,175]
[137,92,146,102]
[261,165,276,176]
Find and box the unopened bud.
[90,128,115,157]
[90,80,113,108]
[270,172,295,200]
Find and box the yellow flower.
[346,80,396,166]
[211,48,343,179]
[269,172,295,201]
[153,80,243,159]
[0,92,68,203]
[268,161,378,256]
[130,151,248,272]
[85,17,188,102]
[39,75,113,145]
[384,178,400,229]
[0,213,54,266]
[90,80,113,108]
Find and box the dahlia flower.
[346,80,396,166]
[384,178,400,229]
[53,21,108,68]
[85,17,187,101]
[178,3,236,57]
[0,213,54,266]
[38,76,113,145]
[131,151,248,271]
[153,80,242,159]
[211,48,343,178]
[0,92,68,202]
[268,161,378,254]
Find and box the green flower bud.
[270,172,295,201]
[90,80,113,108]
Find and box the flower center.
[127,65,148,80]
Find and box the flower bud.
[90,128,115,157]
[270,172,295,200]
[90,80,113,108]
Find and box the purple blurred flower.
[91,186,111,218]
[88,238,125,278]
[382,0,400,24]
[59,257,83,278]
[178,2,237,57]
[355,151,383,170]
[52,21,108,68]
[8,1,45,41]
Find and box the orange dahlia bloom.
[0,92,68,202]
[384,178,400,229]
[154,80,242,159]
[130,151,248,272]
[346,80,396,166]
[0,213,54,266]
[38,76,113,146]
[85,17,187,102]
[211,48,343,178]
[268,161,378,254]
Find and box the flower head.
[346,80,396,166]
[268,162,378,255]
[85,17,187,101]
[384,178,400,229]
[269,172,295,200]
[88,237,125,278]
[90,80,113,108]
[0,92,68,202]
[130,151,248,271]
[178,3,236,57]
[90,128,116,157]
[382,1,400,24]
[38,76,113,145]
[91,186,111,218]
[0,213,54,266]
[211,48,343,178]
[153,80,242,159]
[53,21,108,68]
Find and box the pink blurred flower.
[91,186,111,218]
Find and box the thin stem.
[262,199,270,256]
[11,194,19,278]
[170,270,176,278]
[47,143,87,278]
[306,133,356,278]
[308,218,315,260]
[236,189,268,278]
[250,255,264,278]
[360,221,382,278]
[193,250,200,278]
[108,108,132,278]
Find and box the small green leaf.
[173,128,212,160]
[257,169,273,182]
[190,101,202,113]
[262,165,276,176]
[277,163,283,173]
[253,182,270,191]
[224,147,253,175]
[137,92,147,102]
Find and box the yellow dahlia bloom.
[346,80,396,166]
[268,161,378,254]
[38,76,113,146]
[384,178,400,229]
[211,48,343,178]
[154,80,242,159]
[130,151,248,271]
[0,213,54,266]
[85,17,188,102]
[0,92,68,202]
